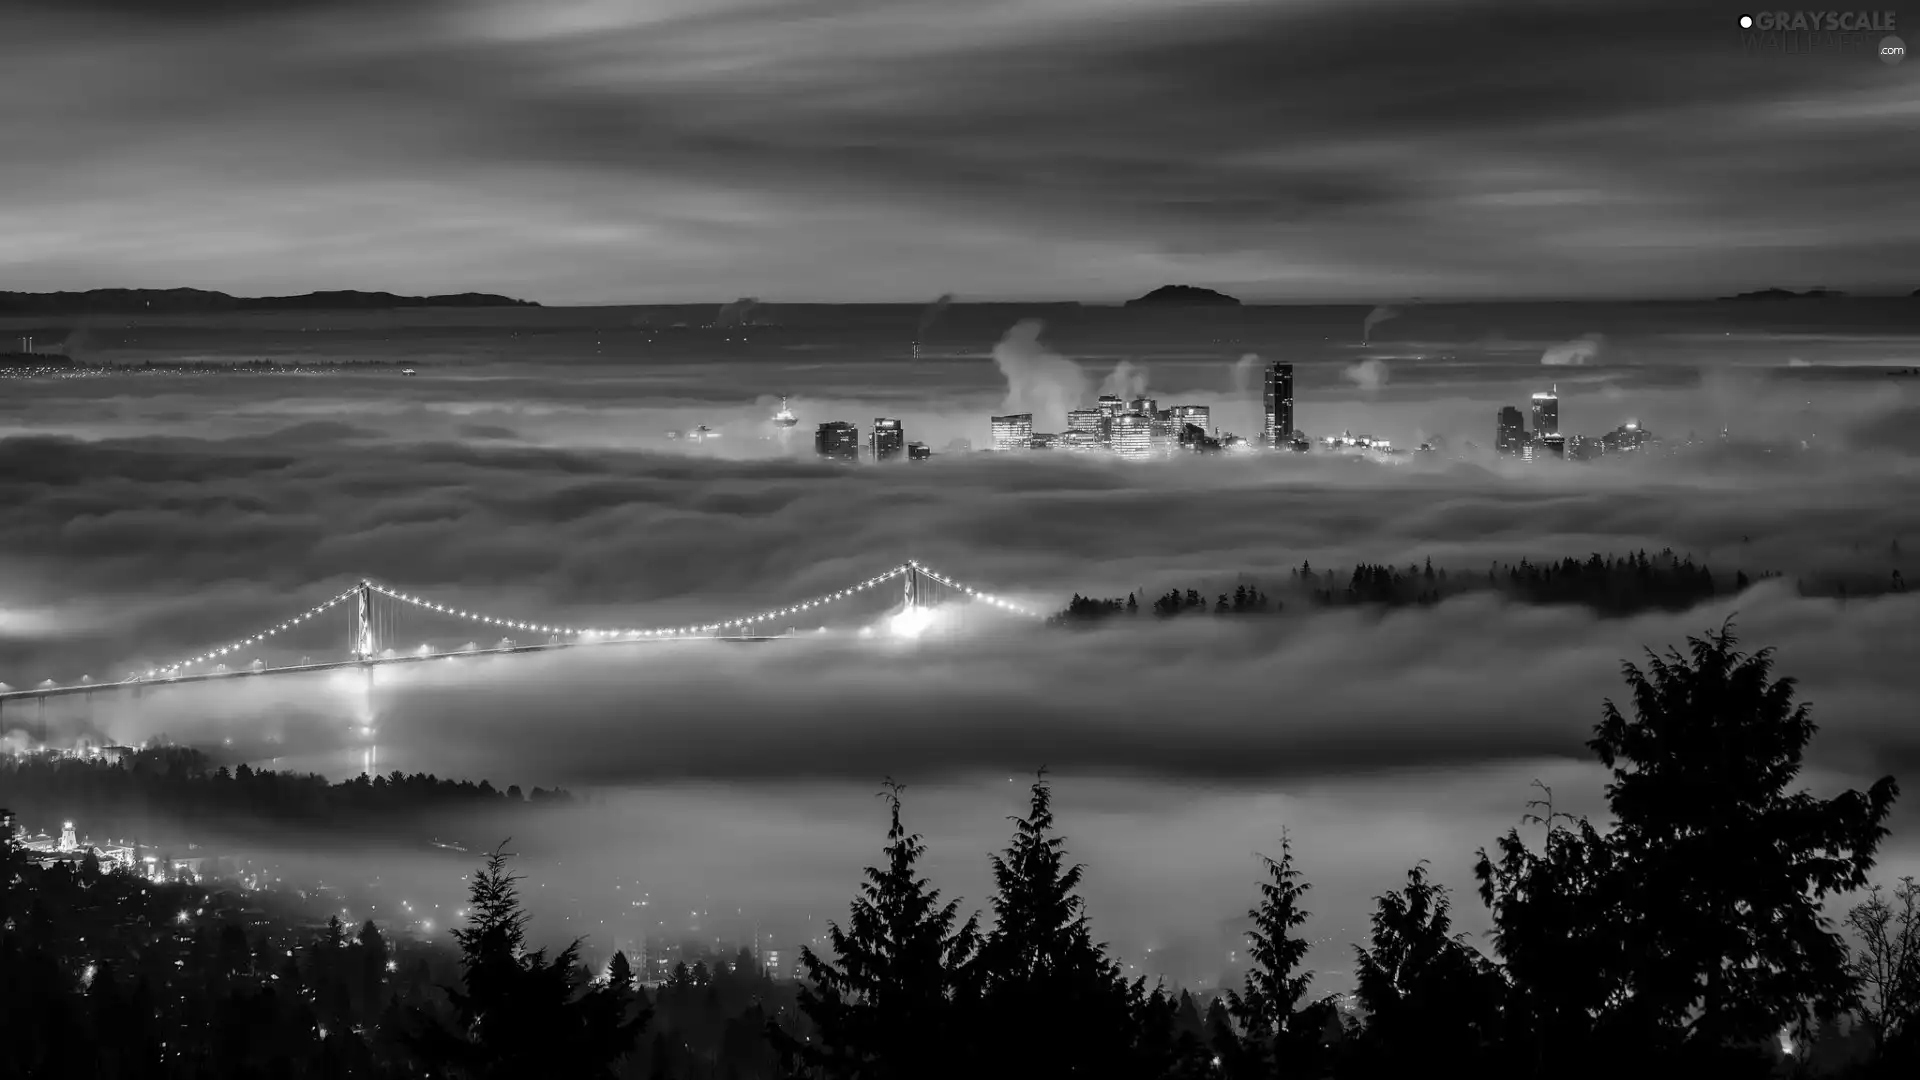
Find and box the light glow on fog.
[889,607,937,639]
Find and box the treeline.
[5,627,1919,1077]
[1,745,571,849]
[1053,547,1911,624]
[772,625,1917,1079]
[0,832,798,1080]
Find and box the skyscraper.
[907,442,931,461]
[870,417,905,461]
[1531,386,1559,436]
[990,413,1033,452]
[1263,362,1294,446]
[1170,404,1211,433]
[1109,413,1152,459]
[815,421,859,460]
[1496,406,1525,456]
[1066,409,1103,436]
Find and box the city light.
[888,607,935,639]
[21,559,1042,693]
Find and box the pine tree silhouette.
[410,841,648,1078]
[1348,863,1505,1076]
[1222,832,1335,1078]
[772,779,982,1080]
[977,770,1145,1078]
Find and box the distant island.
[2,352,421,379]
[1722,287,1847,301]
[1124,285,1241,308]
[0,288,539,315]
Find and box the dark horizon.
[5,286,1920,312]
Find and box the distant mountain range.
[1722,287,1850,301]
[0,289,539,314]
[1124,285,1240,308]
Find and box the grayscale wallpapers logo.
[1735,11,1906,61]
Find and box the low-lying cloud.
[1342,357,1390,392]
[1542,333,1606,366]
[5,312,1919,992]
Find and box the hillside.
[0,288,539,314]
[1123,284,1241,308]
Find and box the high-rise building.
[1533,433,1566,460]
[1097,395,1126,421]
[1129,396,1158,416]
[1170,404,1211,433]
[1531,386,1559,436]
[990,413,1033,452]
[907,442,931,461]
[871,417,905,461]
[1496,406,1525,456]
[815,421,859,460]
[1263,362,1294,446]
[1602,422,1652,454]
[1110,413,1152,459]
[1066,409,1103,436]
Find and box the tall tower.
[1496,406,1525,456]
[1263,362,1294,446]
[1531,385,1560,437]
[353,582,375,659]
[903,563,922,611]
[871,418,905,461]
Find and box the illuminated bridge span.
[0,561,1037,705]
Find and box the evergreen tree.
[977,771,1144,1078]
[1592,623,1898,1050]
[359,918,390,1014]
[772,780,981,1080]
[1348,864,1504,1076]
[412,842,649,1078]
[1224,834,1334,1077]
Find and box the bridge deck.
[0,634,784,704]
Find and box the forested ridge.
[1053,547,1909,623]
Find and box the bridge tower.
[904,561,922,611]
[353,581,376,660]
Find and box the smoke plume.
[1099,359,1151,402]
[715,298,761,328]
[1343,358,1390,392]
[992,320,1090,430]
[916,293,954,340]
[1362,305,1401,344]
[1230,353,1263,399]
[1542,333,1605,366]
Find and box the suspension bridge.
[0,560,1039,714]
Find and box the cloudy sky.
[3,0,1916,303]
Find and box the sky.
[2,308,1918,985]
[3,0,1918,303]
